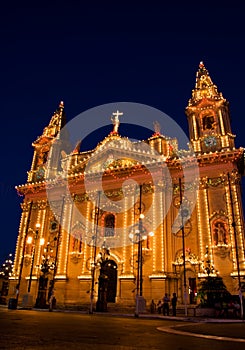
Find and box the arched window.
[202,115,215,130]
[104,214,115,237]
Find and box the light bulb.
[27,236,33,244]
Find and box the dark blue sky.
[0,1,244,263]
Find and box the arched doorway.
[35,275,48,308]
[104,260,117,302]
[96,260,117,312]
[189,277,197,304]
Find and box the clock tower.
[27,101,67,183]
[186,62,235,153]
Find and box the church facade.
[9,63,245,311]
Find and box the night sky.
[0,1,244,263]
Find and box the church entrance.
[104,260,117,302]
[189,277,197,304]
[96,260,117,312]
[35,276,48,308]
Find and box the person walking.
[171,293,177,316]
[150,299,156,313]
[162,293,170,316]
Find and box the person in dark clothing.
[150,299,156,313]
[171,293,177,316]
[162,293,170,316]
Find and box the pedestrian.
[171,293,177,316]
[233,300,240,318]
[222,301,228,318]
[214,300,222,317]
[162,293,170,316]
[15,284,19,299]
[150,299,156,313]
[49,289,55,312]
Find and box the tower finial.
[153,121,161,135]
[199,61,204,68]
[111,110,123,134]
[187,62,224,106]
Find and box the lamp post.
[129,216,154,317]
[203,245,217,277]
[96,241,111,312]
[27,223,41,293]
[48,227,61,312]
[89,191,101,314]
[35,239,56,308]
[48,196,65,312]
[128,184,154,317]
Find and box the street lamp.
[48,228,62,312]
[129,217,154,317]
[96,241,111,312]
[128,184,154,317]
[89,191,101,314]
[27,223,42,293]
[202,245,217,277]
[48,197,66,312]
[97,241,110,264]
[35,239,56,308]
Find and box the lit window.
[104,214,115,237]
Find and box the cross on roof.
[111,110,123,133]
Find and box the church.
[9,63,245,312]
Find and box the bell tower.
[27,101,66,182]
[186,62,235,154]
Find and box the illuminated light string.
[196,190,204,265]
[130,194,135,274]
[161,183,165,272]
[204,188,215,268]
[232,184,245,266]
[61,201,69,276]
[122,196,128,274]
[64,201,73,276]
[152,190,156,272]
[15,210,26,277]
[192,115,198,140]
[33,208,42,278]
[225,185,236,270]
[82,201,91,274]
[36,208,46,276]
[57,203,66,276]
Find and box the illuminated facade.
[9,63,245,310]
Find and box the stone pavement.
[2,304,245,345]
[2,303,244,323]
